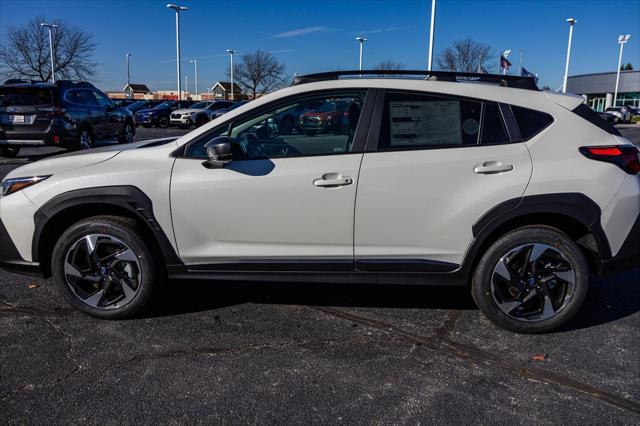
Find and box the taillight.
[36,106,65,117]
[579,145,640,174]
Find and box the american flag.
[500,55,512,70]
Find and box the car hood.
[136,108,161,115]
[3,138,177,180]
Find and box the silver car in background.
[170,100,235,128]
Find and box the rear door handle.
[473,161,513,174]
[313,173,353,188]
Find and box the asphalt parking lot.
[1,125,639,423]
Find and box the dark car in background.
[126,100,161,115]
[275,99,323,134]
[0,80,135,157]
[135,100,194,128]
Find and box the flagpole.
[519,49,523,74]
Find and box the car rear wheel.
[118,121,134,144]
[158,116,169,128]
[471,226,588,333]
[51,216,158,319]
[79,128,94,150]
[0,147,20,158]
[304,130,316,137]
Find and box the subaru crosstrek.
[1,70,638,333]
[0,80,135,157]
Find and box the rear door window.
[480,102,509,144]
[378,92,482,149]
[0,87,53,106]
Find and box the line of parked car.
[599,105,638,124]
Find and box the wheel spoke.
[497,299,522,315]
[494,258,511,281]
[115,248,137,263]
[541,295,556,320]
[64,261,84,278]
[553,270,575,284]
[83,289,106,308]
[120,276,137,300]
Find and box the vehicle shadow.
[148,268,640,332]
[148,280,477,318]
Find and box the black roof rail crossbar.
[292,69,539,91]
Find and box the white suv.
[1,70,638,333]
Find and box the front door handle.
[473,161,514,174]
[313,173,353,188]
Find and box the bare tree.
[374,60,405,70]
[227,51,286,98]
[0,17,97,82]
[436,39,494,73]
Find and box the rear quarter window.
[511,105,554,140]
[572,103,621,136]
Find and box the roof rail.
[292,70,539,91]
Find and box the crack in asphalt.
[313,306,640,416]
[0,301,76,318]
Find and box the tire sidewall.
[472,226,589,333]
[51,218,156,319]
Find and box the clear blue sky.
[1,0,638,92]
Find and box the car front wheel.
[51,216,158,319]
[118,122,134,144]
[471,226,588,333]
[79,128,94,150]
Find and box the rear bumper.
[0,119,79,148]
[0,218,40,275]
[602,214,640,277]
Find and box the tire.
[0,147,20,158]
[195,115,208,128]
[78,127,94,150]
[304,130,316,137]
[51,216,159,319]
[158,116,169,128]
[280,116,294,135]
[471,226,588,333]
[118,121,134,144]
[142,123,151,128]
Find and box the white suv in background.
[1,70,638,333]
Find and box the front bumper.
[170,115,193,126]
[0,218,40,275]
[135,115,158,125]
[601,214,640,277]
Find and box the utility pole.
[167,4,188,100]
[126,53,132,96]
[562,18,577,93]
[190,59,198,100]
[40,23,59,82]
[427,0,436,71]
[356,37,367,71]
[614,34,631,107]
[226,49,236,100]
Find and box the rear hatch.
[0,86,57,135]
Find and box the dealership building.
[566,70,639,112]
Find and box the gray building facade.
[566,70,639,111]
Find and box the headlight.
[1,176,51,196]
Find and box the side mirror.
[202,137,233,169]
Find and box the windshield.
[190,101,211,109]
[154,101,175,109]
[606,107,620,111]
[0,87,53,106]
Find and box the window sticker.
[462,118,479,135]
[389,100,462,146]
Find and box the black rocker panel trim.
[32,185,181,267]
[355,258,458,273]
[471,192,611,259]
[186,259,354,272]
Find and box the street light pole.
[226,49,236,100]
[427,0,436,71]
[614,34,631,107]
[562,18,577,93]
[185,75,189,96]
[356,37,367,71]
[167,4,188,100]
[40,23,59,83]
[189,59,198,100]
[126,53,132,96]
